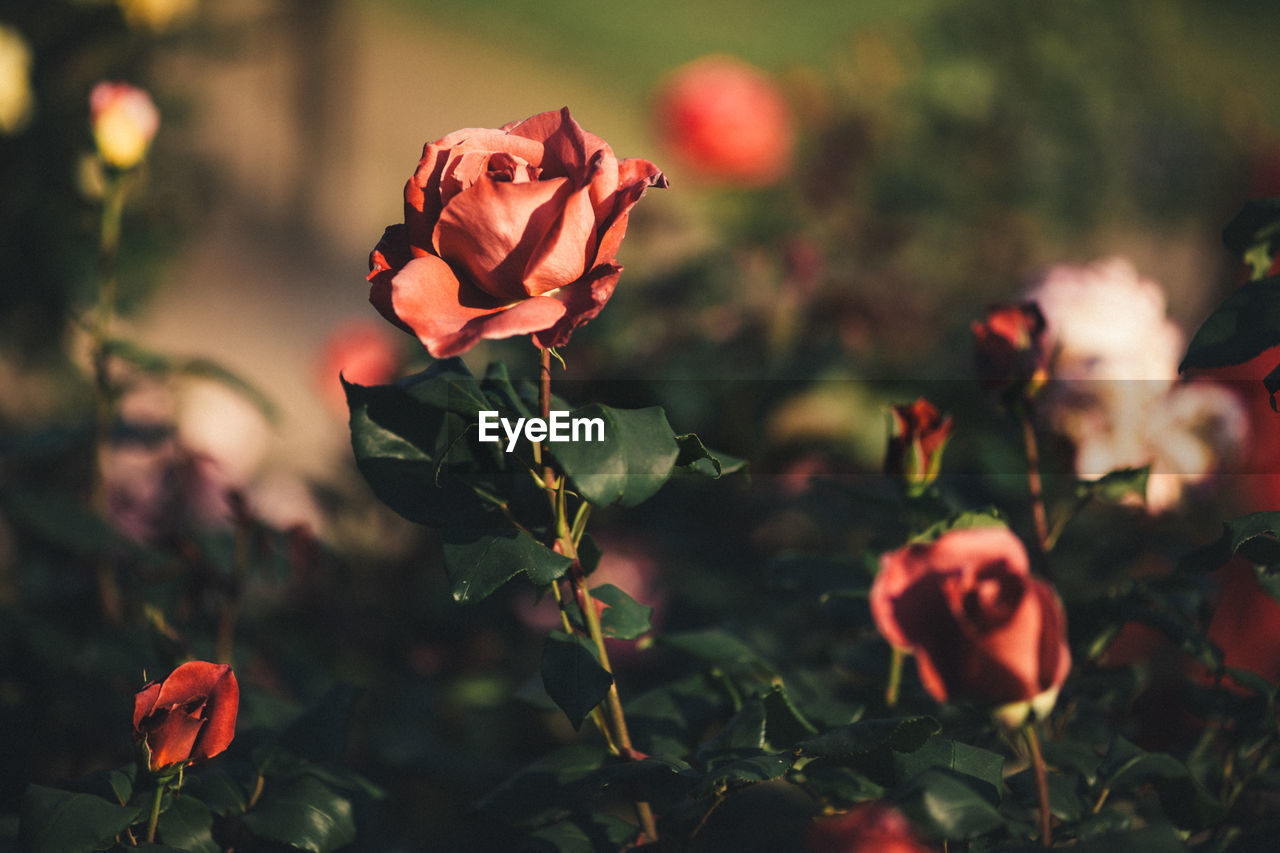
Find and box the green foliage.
[19,787,142,853]
[241,775,356,853]
[541,631,614,730]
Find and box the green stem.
[886,646,904,708]
[1018,406,1050,567]
[1024,722,1052,848]
[145,778,165,843]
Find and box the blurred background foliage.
[6,0,1280,849]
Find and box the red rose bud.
[885,398,953,495]
[871,527,1071,727]
[653,54,794,186]
[89,81,159,170]
[807,802,937,853]
[972,302,1049,400]
[133,661,238,772]
[368,107,666,358]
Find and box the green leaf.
[442,527,573,603]
[1098,738,1222,830]
[894,737,1004,800]
[695,753,796,799]
[1180,277,1280,372]
[19,785,143,853]
[242,775,356,853]
[911,510,1006,544]
[550,405,680,507]
[761,684,819,747]
[1075,466,1150,504]
[894,768,1006,839]
[592,584,653,640]
[526,813,639,853]
[661,628,769,669]
[1068,825,1189,853]
[799,716,941,760]
[675,432,748,478]
[1180,511,1280,573]
[1223,198,1280,275]
[541,631,613,730]
[155,795,218,853]
[104,338,279,422]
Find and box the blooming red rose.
[885,398,953,495]
[367,107,666,358]
[652,54,794,186]
[133,661,238,771]
[807,802,936,853]
[972,303,1049,399]
[871,527,1071,725]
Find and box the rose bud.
[972,302,1049,401]
[367,107,666,358]
[90,81,160,170]
[652,54,795,186]
[133,661,238,772]
[871,526,1071,727]
[885,398,953,496]
[807,802,937,853]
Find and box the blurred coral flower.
[807,801,937,853]
[653,54,795,186]
[90,81,160,170]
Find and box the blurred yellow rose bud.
[90,81,160,170]
[0,23,34,135]
[117,0,198,33]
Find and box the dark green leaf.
[476,743,609,824]
[1075,467,1149,504]
[1222,198,1280,274]
[1180,277,1280,371]
[1180,511,1280,573]
[442,527,573,602]
[1098,738,1222,830]
[280,685,363,762]
[895,768,1006,839]
[761,684,819,747]
[661,628,769,669]
[592,584,653,640]
[696,753,796,798]
[155,795,218,853]
[675,433,748,478]
[697,701,768,763]
[19,785,143,853]
[1069,824,1188,853]
[894,737,1004,800]
[800,716,941,760]
[550,405,680,507]
[242,775,356,853]
[541,631,613,730]
[911,510,1006,544]
[526,813,639,853]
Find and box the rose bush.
[871,526,1071,725]
[133,660,238,772]
[652,54,794,186]
[367,107,666,358]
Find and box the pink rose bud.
[871,527,1071,726]
[653,54,794,186]
[90,81,160,169]
[885,397,953,496]
[972,302,1049,401]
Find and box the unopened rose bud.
[885,397,953,496]
[90,81,160,170]
[972,302,1049,401]
[0,24,34,135]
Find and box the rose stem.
[1018,406,1050,567]
[1024,722,1052,848]
[91,171,128,623]
[885,647,904,708]
[145,778,165,843]
[537,347,658,842]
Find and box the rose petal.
[593,158,666,266]
[505,107,594,182]
[190,666,239,763]
[523,182,597,295]
[152,661,235,709]
[434,174,572,300]
[144,705,206,770]
[533,263,621,350]
[379,255,566,358]
[133,682,162,730]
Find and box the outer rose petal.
[133,682,162,729]
[152,661,235,709]
[190,666,239,763]
[533,263,621,350]
[144,706,206,769]
[593,159,668,266]
[503,107,605,183]
[380,255,567,358]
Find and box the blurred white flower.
[117,0,198,33]
[1028,257,1247,512]
[177,379,271,491]
[0,23,34,135]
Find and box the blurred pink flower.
[90,81,159,169]
[318,319,401,414]
[1027,258,1246,512]
[807,802,937,853]
[653,55,794,186]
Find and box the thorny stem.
[1018,406,1050,568]
[92,171,128,623]
[537,348,658,843]
[1024,722,1052,848]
